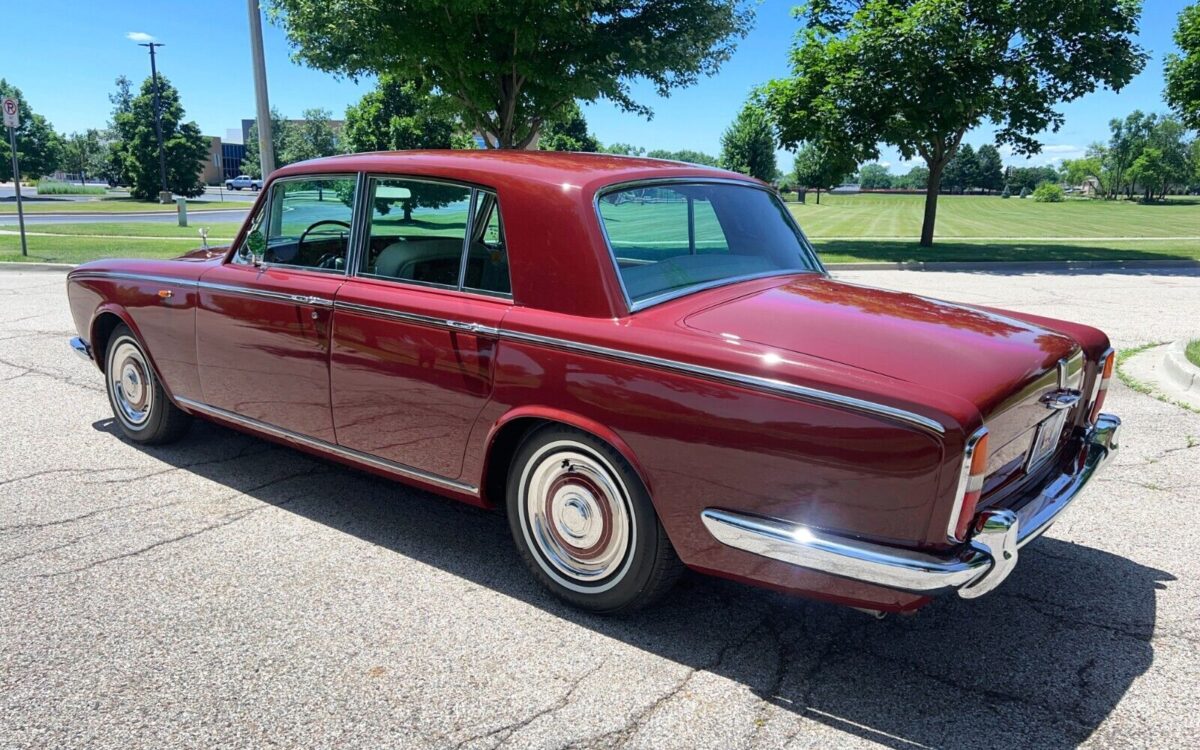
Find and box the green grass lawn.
[1187,340,1200,369]
[0,234,220,265]
[0,197,245,214]
[790,193,1200,239]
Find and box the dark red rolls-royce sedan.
[66,151,1119,615]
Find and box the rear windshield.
[597,182,818,308]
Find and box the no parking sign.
[2,97,18,129]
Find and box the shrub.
[1019,186,1030,198]
[36,179,106,196]
[1001,185,1011,198]
[1032,181,1065,202]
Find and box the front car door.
[330,177,512,481]
[195,174,360,442]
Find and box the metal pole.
[140,41,170,200]
[247,0,275,177]
[7,126,27,257]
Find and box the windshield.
[597,182,819,309]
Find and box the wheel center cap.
[560,496,591,538]
[122,364,143,402]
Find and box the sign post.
[3,96,27,257]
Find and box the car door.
[329,178,512,481]
[196,174,360,443]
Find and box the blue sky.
[4,0,1191,174]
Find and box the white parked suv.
[224,175,262,191]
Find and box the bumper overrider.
[701,414,1121,600]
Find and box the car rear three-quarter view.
[64,151,1120,616]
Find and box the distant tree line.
[1060,112,1198,201]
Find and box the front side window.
[361,178,472,287]
[261,177,357,271]
[597,183,818,308]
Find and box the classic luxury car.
[66,151,1120,615]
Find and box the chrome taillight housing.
[948,427,990,542]
[1088,350,1115,424]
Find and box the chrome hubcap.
[521,443,634,591]
[109,340,153,428]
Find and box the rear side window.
[360,177,511,297]
[361,178,472,287]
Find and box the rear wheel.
[506,425,682,613]
[104,324,191,444]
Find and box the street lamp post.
[139,41,170,203]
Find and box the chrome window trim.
[593,177,828,315]
[497,328,946,435]
[175,396,478,495]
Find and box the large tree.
[0,79,64,182]
[857,162,892,189]
[281,107,340,164]
[975,144,1004,193]
[720,102,778,181]
[342,76,458,153]
[792,143,855,203]
[111,75,210,198]
[539,102,600,152]
[242,107,290,178]
[1166,2,1200,129]
[765,0,1145,246]
[269,0,752,149]
[61,130,106,185]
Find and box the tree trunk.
[815,188,820,205]
[919,160,946,247]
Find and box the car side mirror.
[241,229,266,266]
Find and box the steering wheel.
[297,219,351,267]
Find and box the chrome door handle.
[446,320,475,332]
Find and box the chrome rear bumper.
[701,413,1120,599]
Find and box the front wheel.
[506,425,682,613]
[104,324,191,444]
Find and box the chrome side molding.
[173,396,478,496]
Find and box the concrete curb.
[0,262,74,272]
[1162,340,1200,397]
[824,259,1200,272]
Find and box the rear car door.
[330,177,511,481]
[196,174,360,442]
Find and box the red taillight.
[1089,352,1115,423]
[949,428,989,542]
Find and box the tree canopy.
[646,148,719,166]
[242,108,289,178]
[719,102,777,181]
[792,143,855,202]
[539,102,600,152]
[1165,2,1200,129]
[61,130,106,184]
[0,79,64,182]
[342,76,460,153]
[764,0,1146,245]
[280,107,341,164]
[270,0,752,148]
[857,163,892,189]
[108,75,209,198]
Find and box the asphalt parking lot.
[2,265,1198,749]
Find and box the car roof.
[271,150,762,190]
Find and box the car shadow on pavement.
[98,418,1174,749]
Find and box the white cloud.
[125,31,156,42]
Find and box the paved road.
[1,267,1198,749]
[0,209,250,226]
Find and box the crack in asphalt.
[37,466,327,578]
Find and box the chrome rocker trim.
[69,337,93,362]
[701,413,1120,600]
[174,396,478,496]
